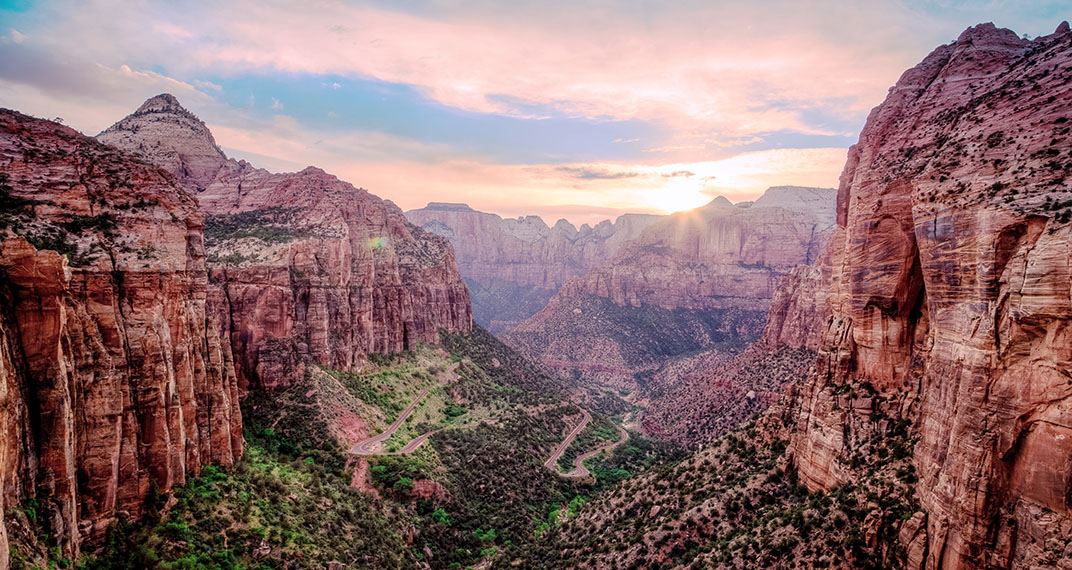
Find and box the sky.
[0,1,1069,225]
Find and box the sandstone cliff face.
[506,187,835,389]
[99,95,473,390]
[405,202,658,332]
[761,264,830,351]
[557,187,835,311]
[0,110,242,557]
[789,23,1072,569]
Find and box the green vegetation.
[204,208,308,245]
[8,327,682,570]
[513,379,920,570]
[16,428,410,570]
[555,413,620,471]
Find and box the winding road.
[350,389,437,456]
[559,424,629,478]
[348,386,630,472]
[544,408,592,470]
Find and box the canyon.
[504,186,835,391]
[405,202,658,332]
[1,16,1071,570]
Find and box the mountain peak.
[135,93,188,115]
[703,196,735,210]
[97,94,227,191]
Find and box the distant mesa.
[423,202,476,212]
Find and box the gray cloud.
[556,166,640,180]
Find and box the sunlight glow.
[642,179,712,214]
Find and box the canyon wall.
[405,202,658,332]
[505,187,835,389]
[99,95,473,390]
[789,22,1072,569]
[0,110,243,558]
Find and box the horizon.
[1,1,1069,224]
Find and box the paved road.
[544,408,592,471]
[350,389,432,455]
[560,425,629,478]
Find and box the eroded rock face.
[100,96,473,390]
[789,22,1072,569]
[506,187,835,388]
[761,264,831,351]
[405,202,658,332]
[0,110,242,556]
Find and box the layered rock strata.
[99,95,473,390]
[506,187,836,388]
[0,110,242,558]
[405,202,658,332]
[789,22,1072,569]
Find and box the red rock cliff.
[0,110,242,558]
[789,23,1072,569]
[99,95,473,390]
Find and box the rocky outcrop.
[100,95,472,390]
[405,202,658,331]
[761,264,830,351]
[506,187,835,388]
[788,22,1072,569]
[0,110,242,557]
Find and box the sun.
[644,180,711,214]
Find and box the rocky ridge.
[405,202,658,332]
[99,95,473,390]
[0,110,242,560]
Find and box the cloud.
[193,79,222,91]
[0,42,217,133]
[557,166,640,180]
[0,0,1059,224]
[0,0,989,141]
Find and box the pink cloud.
[15,0,953,140]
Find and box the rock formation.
[405,202,658,331]
[788,22,1072,569]
[505,186,836,389]
[99,95,473,390]
[760,264,831,351]
[0,110,242,558]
